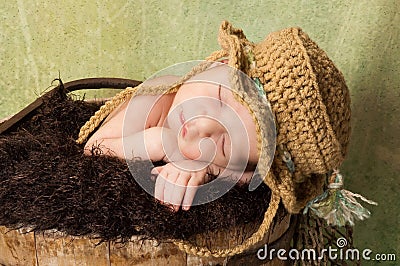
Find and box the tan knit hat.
[76,21,376,257]
[201,21,353,213]
[252,25,352,213]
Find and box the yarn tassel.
[303,170,378,227]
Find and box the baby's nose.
[196,117,224,138]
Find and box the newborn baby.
[84,64,259,211]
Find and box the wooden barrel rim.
[0,77,142,135]
[0,215,295,265]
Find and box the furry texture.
[0,87,273,243]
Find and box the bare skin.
[85,65,258,211]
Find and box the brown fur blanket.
[0,87,273,243]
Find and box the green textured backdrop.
[0,1,398,264]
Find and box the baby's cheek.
[178,141,201,160]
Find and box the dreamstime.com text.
[257,237,396,262]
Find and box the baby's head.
[166,64,261,180]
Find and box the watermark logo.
[257,237,397,262]
[336,237,347,248]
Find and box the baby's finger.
[170,172,191,211]
[181,177,201,211]
[154,170,168,203]
[163,172,180,209]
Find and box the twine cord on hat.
[245,45,267,100]
[76,60,215,144]
[76,86,140,144]
[173,190,281,257]
[303,169,377,226]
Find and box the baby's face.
[166,72,258,176]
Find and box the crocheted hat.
[252,25,352,213]
[76,21,375,257]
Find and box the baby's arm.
[86,126,179,162]
[84,74,180,155]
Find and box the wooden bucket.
[0,216,295,265]
[0,78,297,266]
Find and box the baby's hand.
[151,161,211,211]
